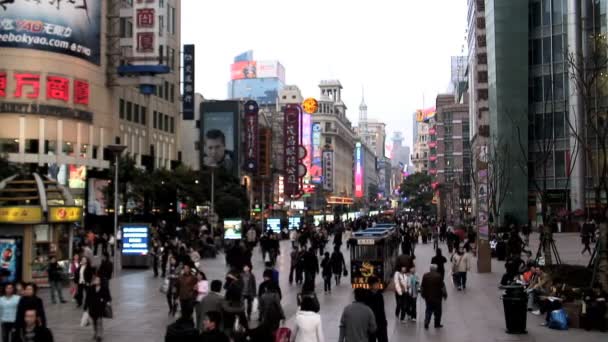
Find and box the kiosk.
[121,223,150,268]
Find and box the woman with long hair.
[165,255,180,316]
[84,275,111,341]
[0,283,20,342]
[293,296,324,342]
[75,256,94,308]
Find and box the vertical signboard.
[311,123,322,183]
[477,145,489,240]
[322,150,334,192]
[133,0,162,63]
[301,114,312,178]
[244,100,259,173]
[182,44,195,120]
[283,104,301,197]
[355,142,364,198]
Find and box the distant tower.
[359,88,368,122]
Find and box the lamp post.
[107,144,126,276]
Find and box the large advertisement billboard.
[301,114,312,178]
[231,61,257,80]
[0,0,101,64]
[201,102,239,176]
[355,142,364,198]
[310,123,322,183]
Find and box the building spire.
[359,86,367,121]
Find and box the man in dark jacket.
[47,256,66,304]
[196,280,224,333]
[199,311,229,342]
[176,264,198,317]
[365,277,388,342]
[11,309,53,342]
[420,264,447,329]
[165,306,199,342]
[302,247,319,286]
[97,253,113,289]
[338,288,377,342]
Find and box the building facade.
[227,52,285,106]
[412,121,430,173]
[354,95,386,158]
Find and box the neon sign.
[355,142,363,198]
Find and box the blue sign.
[122,225,149,255]
[0,0,102,64]
[288,217,301,229]
[182,44,195,120]
[266,218,281,233]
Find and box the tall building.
[354,94,387,158]
[0,0,182,184]
[412,120,431,173]
[227,51,286,105]
[390,131,411,169]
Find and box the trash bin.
[500,285,528,334]
[496,241,506,260]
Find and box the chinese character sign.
[355,142,364,198]
[0,1,101,64]
[182,44,195,120]
[310,123,322,183]
[283,104,301,197]
[244,100,259,173]
[322,150,334,192]
[301,114,312,179]
[1,72,89,105]
[132,0,161,62]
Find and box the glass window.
[554,112,565,138]
[535,115,544,139]
[141,107,147,125]
[170,84,175,103]
[153,111,157,129]
[0,138,19,153]
[170,117,174,133]
[532,39,542,65]
[531,2,541,28]
[543,75,553,101]
[552,0,563,25]
[45,140,56,154]
[543,37,551,64]
[555,151,566,177]
[543,0,551,25]
[544,112,554,138]
[126,101,132,121]
[534,77,543,102]
[80,144,88,155]
[164,115,169,132]
[553,35,563,62]
[25,139,39,153]
[62,141,74,154]
[554,73,564,100]
[158,113,163,130]
[164,81,169,100]
[119,99,125,119]
[92,146,98,159]
[171,7,176,34]
[134,104,140,123]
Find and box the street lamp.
[107,144,126,275]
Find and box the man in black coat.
[11,309,53,342]
[302,247,319,286]
[47,256,66,304]
[420,264,447,329]
[365,277,388,342]
[165,305,199,342]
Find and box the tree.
[399,172,434,214]
[486,139,513,228]
[566,32,608,291]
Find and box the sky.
[181,0,468,153]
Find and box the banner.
[244,100,259,173]
[476,144,489,240]
[0,0,101,64]
[87,178,109,216]
[283,104,301,197]
[301,114,312,178]
[311,123,322,183]
[182,44,195,120]
[0,206,42,224]
[416,107,437,122]
[322,150,334,192]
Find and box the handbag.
[103,304,113,319]
[80,311,91,327]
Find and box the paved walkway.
[41,233,606,341]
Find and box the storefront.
[0,173,82,286]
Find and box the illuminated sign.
[277,176,285,204]
[302,114,312,179]
[283,104,302,196]
[311,123,322,183]
[266,218,281,233]
[355,142,364,198]
[313,215,324,227]
[302,98,318,114]
[244,100,259,173]
[288,217,301,229]
[0,72,89,106]
[122,225,149,255]
[48,206,82,223]
[322,150,334,192]
[223,219,242,240]
[326,196,354,205]
[0,207,43,224]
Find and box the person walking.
[320,252,333,293]
[420,264,447,329]
[289,246,299,285]
[74,256,93,308]
[293,296,324,342]
[199,311,229,342]
[193,271,208,329]
[366,276,388,342]
[97,253,113,289]
[297,280,320,313]
[393,265,408,323]
[176,264,198,318]
[46,256,66,304]
[430,248,448,280]
[84,275,111,341]
[10,309,53,342]
[196,280,224,333]
[338,288,377,342]
[0,283,20,342]
[165,255,180,316]
[451,246,471,291]
[15,283,46,330]
[258,282,285,333]
[220,285,248,337]
[150,240,161,277]
[303,247,319,287]
[406,265,419,321]
[164,305,199,342]
[239,264,256,320]
[581,231,592,255]
[330,247,347,286]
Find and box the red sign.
[0,72,89,105]
[244,100,259,173]
[284,104,301,197]
[136,9,155,27]
[230,61,257,80]
[136,32,155,53]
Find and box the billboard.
[310,123,322,183]
[182,44,195,120]
[231,61,257,80]
[0,0,101,64]
[68,164,86,189]
[122,225,149,255]
[266,218,281,233]
[301,114,312,178]
[416,107,436,122]
[355,142,364,198]
[201,102,239,176]
[0,237,22,284]
[223,219,243,239]
[243,100,259,173]
[288,216,301,229]
[256,60,281,79]
[283,104,301,197]
[132,0,162,63]
[87,178,109,216]
[322,150,334,192]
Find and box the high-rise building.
[390,131,411,169]
[0,0,182,180]
[227,51,285,105]
[354,94,386,158]
[412,120,430,174]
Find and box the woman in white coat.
[292,296,324,342]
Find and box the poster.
[223,219,242,240]
[68,164,86,188]
[265,218,281,233]
[0,237,22,284]
[202,111,238,175]
[0,0,101,64]
[87,178,109,216]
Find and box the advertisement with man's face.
[202,109,238,176]
[87,178,109,216]
[0,0,101,64]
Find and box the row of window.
[530,73,566,102]
[119,99,147,125]
[156,80,176,103]
[153,111,175,134]
[529,35,564,66]
[529,111,567,140]
[0,139,99,157]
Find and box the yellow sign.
[0,207,43,224]
[302,98,318,114]
[48,206,82,223]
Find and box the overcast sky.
[181,0,468,153]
